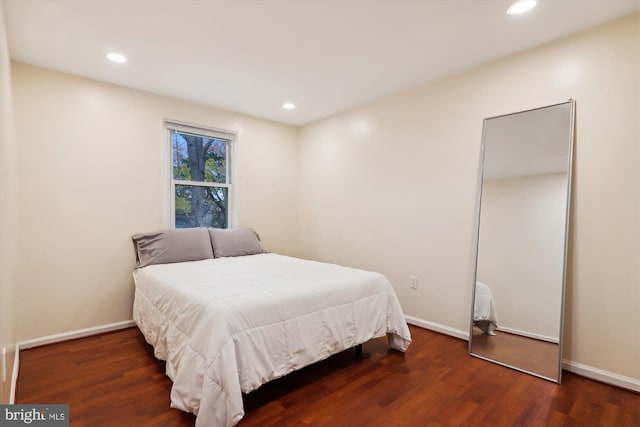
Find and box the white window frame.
[165,120,237,229]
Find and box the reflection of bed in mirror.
[473,281,498,335]
[472,280,561,380]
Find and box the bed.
[132,227,411,427]
[473,281,498,335]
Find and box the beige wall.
[298,14,640,381]
[477,174,567,339]
[11,63,300,341]
[0,0,17,403]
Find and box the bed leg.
[355,344,363,358]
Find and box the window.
[166,121,235,229]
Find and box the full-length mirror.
[469,100,575,383]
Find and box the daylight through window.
[167,121,235,229]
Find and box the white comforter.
[133,253,411,427]
[474,281,498,334]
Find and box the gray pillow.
[132,228,214,268]
[208,227,265,258]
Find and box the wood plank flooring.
[470,327,560,380]
[17,326,639,426]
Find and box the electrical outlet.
[410,276,418,289]
[1,347,6,382]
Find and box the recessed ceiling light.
[507,0,536,15]
[106,52,127,63]
[282,102,296,110]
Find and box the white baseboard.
[9,343,19,404]
[18,320,136,350]
[496,326,559,344]
[405,314,640,393]
[563,359,640,393]
[405,315,469,340]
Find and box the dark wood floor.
[470,327,560,380]
[17,326,639,426]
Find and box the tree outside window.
[168,124,233,228]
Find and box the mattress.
[133,253,411,426]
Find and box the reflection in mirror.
[469,100,575,383]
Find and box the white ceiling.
[4,0,639,126]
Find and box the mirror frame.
[468,99,575,383]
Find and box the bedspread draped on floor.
[133,253,411,427]
[474,281,498,335]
